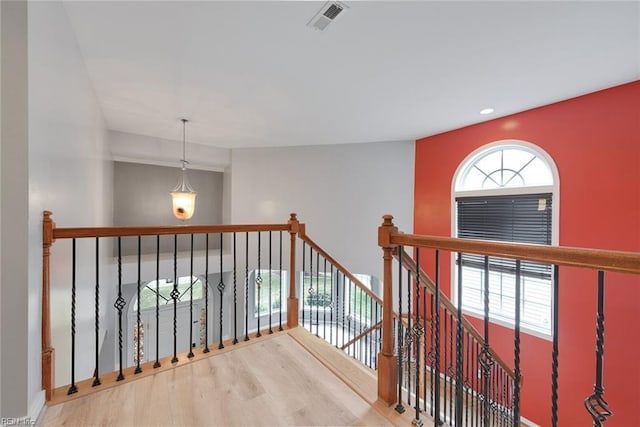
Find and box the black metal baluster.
[218,232,225,349]
[449,313,454,424]
[456,253,464,426]
[465,331,470,426]
[323,258,327,340]
[369,295,374,368]
[347,278,352,357]
[188,234,195,359]
[407,260,413,409]
[432,250,446,426]
[480,255,492,427]
[93,237,101,387]
[375,301,380,369]
[422,271,428,414]
[330,264,334,346]
[279,231,283,331]
[492,366,497,426]
[268,231,273,334]
[413,248,423,426]
[316,251,320,337]
[472,340,482,427]
[171,234,179,363]
[302,242,306,330]
[443,311,448,423]
[233,232,239,344]
[114,237,125,382]
[429,292,435,417]
[513,260,522,425]
[341,273,346,350]
[135,236,143,373]
[154,235,162,367]
[256,232,262,338]
[584,270,612,427]
[68,239,78,394]
[204,234,210,353]
[244,232,250,342]
[358,286,363,363]
[551,265,559,427]
[309,247,314,333]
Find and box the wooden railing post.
[378,214,398,405]
[287,213,299,327]
[42,211,55,401]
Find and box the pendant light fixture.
[171,119,196,220]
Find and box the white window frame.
[250,268,289,319]
[451,140,560,340]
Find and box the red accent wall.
[414,81,640,426]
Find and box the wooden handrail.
[340,321,382,350]
[52,223,291,239]
[395,248,515,379]
[298,227,383,306]
[391,233,640,276]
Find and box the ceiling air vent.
[307,1,348,31]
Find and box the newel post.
[378,214,398,405]
[287,213,299,327]
[42,211,55,401]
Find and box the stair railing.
[296,224,405,370]
[42,211,303,403]
[377,214,640,426]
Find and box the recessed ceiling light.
[480,108,494,115]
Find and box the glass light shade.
[171,191,196,220]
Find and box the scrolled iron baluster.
[481,255,492,427]
[551,265,559,426]
[256,232,262,338]
[93,237,101,386]
[455,253,464,427]
[513,260,522,424]
[68,239,78,394]
[434,250,441,426]
[278,231,283,331]
[268,231,273,334]
[204,234,210,353]
[114,237,125,382]
[584,271,613,427]
[171,234,179,363]
[412,248,423,427]
[396,246,404,414]
[218,232,225,349]
[244,232,250,342]
[233,232,239,344]
[154,235,162,366]
[188,234,195,359]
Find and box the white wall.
[230,141,414,283]
[25,1,112,418]
[109,130,231,172]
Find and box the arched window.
[453,141,559,337]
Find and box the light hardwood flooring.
[39,330,393,426]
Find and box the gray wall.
[114,161,224,255]
[1,0,28,417]
[25,1,113,419]
[230,141,415,283]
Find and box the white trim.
[112,155,226,173]
[450,140,560,338]
[28,390,45,425]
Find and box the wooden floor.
[39,330,393,426]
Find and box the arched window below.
[453,141,559,338]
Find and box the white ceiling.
[63,1,640,149]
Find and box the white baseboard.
[28,390,45,424]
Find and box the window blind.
[456,193,553,280]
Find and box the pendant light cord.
[182,118,188,170]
